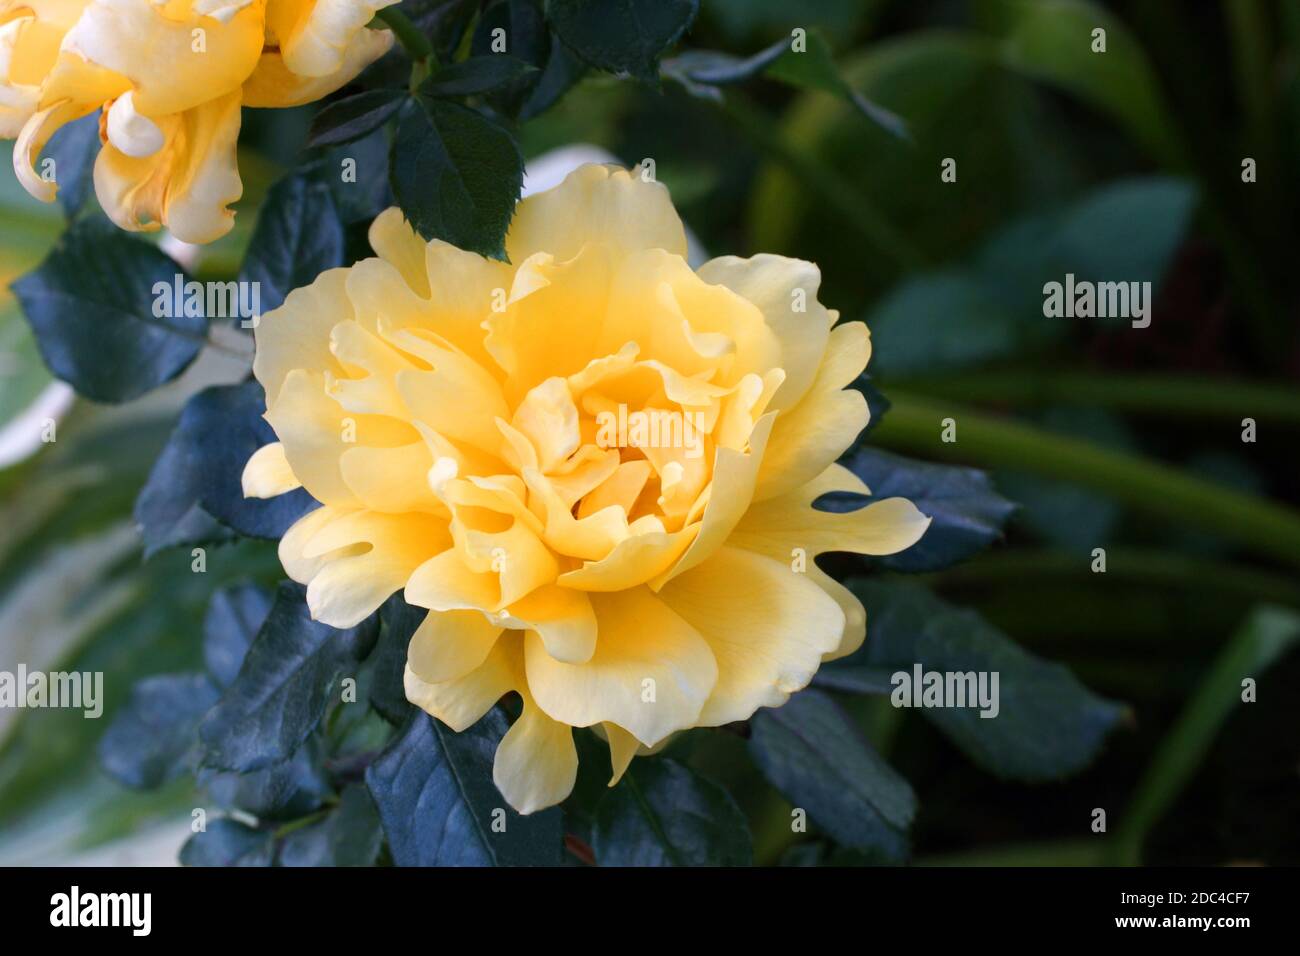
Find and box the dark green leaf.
[844,579,1127,781]
[45,110,100,217]
[593,758,752,866]
[307,89,407,148]
[199,582,378,772]
[133,381,315,556]
[546,0,698,80]
[389,97,524,259]
[239,169,346,314]
[749,688,915,861]
[12,219,206,403]
[424,55,539,97]
[180,819,274,866]
[520,31,586,120]
[203,583,274,689]
[365,710,563,866]
[97,673,219,790]
[279,784,384,866]
[368,596,421,724]
[833,447,1016,572]
[202,739,332,822]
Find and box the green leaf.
[44,110,100,218]
[389,97,524,259]
[367,596,420,724]
[765,29,908,139]
[834,447,1016,572]
[546,0,698,81]
[423,55,539,97]
[203,583,274,690]
[749,688,915,861]
[181,819,274,866]
[133,381,315,556]
[365,710,563,866]
[201,739,332,823]
[239,169,346,314]
[520,30,586,120]
[12,218,207,403]
[96,673,219,790]
[307,90,407,148]
[593,758,752,866]
[279,784,384,866]
[198,583,378,772]
[841,579,1126,781]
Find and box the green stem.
[889,370,1300,425]
[719,91,926,272]
[1105,606,1300,865]
[873,391,1300,571]
[930,548,1300,608]
[375,7,437,67]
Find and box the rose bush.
[0,0,395,242]
[242,163,930,813]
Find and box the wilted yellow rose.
[243,164,930,813]
[0,0,395,242]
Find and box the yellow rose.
[1,0,396,243]
[243,164,931,814]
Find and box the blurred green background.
[1,0,1298,865]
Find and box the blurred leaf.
[134,381,315,556]
[389,97,523,259]
[868,271,1025,376]
[766,29,908,139]
[365,710,563,866]
[239,168,347,314]
[546,0,698,81]
[12,219,205,403]
[868,177,1196,375]
[749,688,915,861]
[593,758,752,866]
[983,0,1180,163]
[840,579,1126,781]
[833,447,1016,572]
[44,110,100,218]
[1109,605,1300,864]
[199,582,378,772]
[97,673,219,790]
[203,582,274,690]
[749,33,1065,298]
[279,784,383,866]
[424,55,540,97]
[180,818,274,866]
[307,90,407,148]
